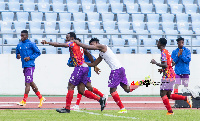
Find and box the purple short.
[108,67,128,88]
[175,74,189,87]
[160,79,175,91]
[69,66,89,86]
[23,67,35,83]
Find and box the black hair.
[176,37,184,42]
[89,38,100,44]
[21,30,28,34]
[68,32,76,39]
[76,38,81,42]
[159,38,167,46]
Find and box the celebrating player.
[73,38,143,113]
[171,37,191,94]
[41,32,106,113]
[16,30,46,108]
[150,38,192,115]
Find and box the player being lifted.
[16,30,46,108]
[73,38,143,113]
[41,33,106,113]
[150,38,192,115]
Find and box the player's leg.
[30,82,46,108]
[160,90,174,115]
[86,81,104,97]
[71,93,82,110]
[174,75,181,93]
[182,74,189,88]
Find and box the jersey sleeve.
[161,51,167,62]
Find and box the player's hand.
[158,69,163,74]
[24,57,30,62]
[94,66,101,75]
[17,54,21,59]
[150,59,157,64]
[178,49,183,57]
[41,40,48,44]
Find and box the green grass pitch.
[0,109,199,121]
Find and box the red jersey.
[66,41,85,67]
[161,49,175,81]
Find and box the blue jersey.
[67,54,96,77]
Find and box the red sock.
[76,93,82,105]
[92,87,104,97]
[174,89,178,94]
[36,91,42,99]
[65,90,74,110]
[162,95,173,113]
[23,94,28,102]
[170,94,187,101]
[83,90,100,101]
[111,91,124,109]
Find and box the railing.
[0,32,199,54]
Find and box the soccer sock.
[170,94,187,101]
[111,91,124,109]
[83,90,100,101]
[174,89,178,94]
[65,90,74,110]
[23,94,28,102]
[162,95,173,113]
[76,93,82,105]
[36,91,42,99]
[92,87,104,97]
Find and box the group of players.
[16,30,192,115]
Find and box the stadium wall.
[0,54,199,95]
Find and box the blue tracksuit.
[16,39,41,68]
[67,55,96,77]
[171,46,191,75]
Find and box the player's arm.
[150,59,168,68]
[179,49,191,63]
[84,50,94,62]
[16,45,21,59]
[41,40,69,47]
[29,43,41,60]
[73,40,105,51]
[86,56,103,67]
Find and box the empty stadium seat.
[162,22,175,31]
[59,13,71,21]
[176,14,188,23]
[96,3,109,13]
[87,21,101,30]
[128,38,137,45]
[45,13,57,21]
[111,3,124,13]
[101,13,114,21]
[147,22,160,31]
[59,21,71,34]
[87,13,99,21]
[82,4,95,13]
[23,0,34,3]
[95,0,107,4]
[112,38,125,46]
[38,0,49,3]
[147,14,160,22]
[109,0,121,4]
[81,0,93,5]
[44,46,57,54]
[192,22,200,33]
[150,47,161,54]
[177,22,190,31]
[9,0,20,3]
[138,0,149,4]
[23,3,35,12]
[3,46,16,54]
[117,13,129,22]
[155,4,168,14]
[66,0,78,4]
[132,22,145,31]
[0,21,14,38]
[59,47,70,54]
[103,21,117,32]
[139,47,148,54]
[4,38,19,45]
[17,12,29,22]
[184,4,198,14]
[141,38,155,45]
[67,4,80,13]
[132,14,144,22]
[153,0,164,4]
[73,21,88,33]
[29,21,43,38]
[99,38,109,45]
[8,2,21,12]
[73,13,85,21]
[118,22,132,34]
[37,3,50,12]
[14,21,27,36]
[170,4,183,14]
[182,0,194,4]
[123,0,134,4]
[167,0,179,5]
[52,0,63,4]
[126,4,139,13]
[2,12,14,21]
[140,4,153,14]
[162,14,174,22]
[31,12,43,21]
[52,3,65,12]
[192,38,200,45]
[44,21,58,39]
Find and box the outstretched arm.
[73,40,106,51]
[86,56,103,67]
[41,40,68,47]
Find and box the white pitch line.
[0,104,14,107]
[75,110,138,120]
[0,101,175,104]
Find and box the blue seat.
[167,47,177,54]
[67,4,80,13]
[23,0,34,3]
[8,2,21,12]
[162,14,174,22]
[121,31,133,39]
[132,14,144,22]
[17,12,29,22]
[165,31,178,42]
[73,21,88,34]
[139,47,148,54]
[140,4,153,14]
[101,13,114,21]
[177,22,190,31]
[112,38,125,46]
[3,46,16,54]
[44,22,58,39]
[59,47,70,54]
[153,0,164,4]
[103,21,118,35]
[59,13,71,21]
[31,12,43,21]
[59,21,71,34]
[38,0,49,3]
[87,13,100,21]
[126,4,139,13]
[128,38,137,45]
[150,47,161,54]
[4,38,19,44]
[52,0,63,4]
[182,0,194,4]
[109,0,121,4]
[30,38,43,45]
[117,47,137,54]
[14,21,27,36]
[184,4,197,14]
[155,4,168,14]
[147,14,159,22]
[118,22,131,31]
[0,46,2,54]
[162,22,175,31]
[96,3,109,13]
[53,4,65,12]
[81,0,93,5]
[95,0,107,4]
[0,22,14,38]
[150,30,163,40]
[66,0,78,4]
[29,21,43,38]
[192,22,200,34]
[117,13,129,22]
[0,2,6,11]
[37,3,50,12]
[73,13,85,21]
[167,0,179,5]
[111,3,124,14]
[2,12,14,21]
[56,38,65,43]
[176,14,188,23]
[82,4,95,13]
[184,39,191,46]
[192,38,200,46]
[132,22,145,31]
[87,21,101,30]
[166,37,178,46]
[170,4,183,14]
[123,0,134,4]
[44,46,57,54]
[0,38,2,45]
[147,22,160,31]
[23,3,35,12]
[191,14,200,22]
[138,0,149,4]
[137,30,149,39]
[141,38,155,46]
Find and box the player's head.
[176,37,184,49]
[157,38,167,49]
[21,30,28,41]
[66,32,76,42]
[89,38,100,46]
